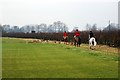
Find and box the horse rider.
[63,31,68,45]
[75,29,80,37]
[89,31,94,39]
[89,31,96,49]
[74,29,81,47]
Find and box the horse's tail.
[93,38,96,46]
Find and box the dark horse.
[74,36,81,47]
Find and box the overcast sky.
[0,0,119,31]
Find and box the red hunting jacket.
[75,31,80,37]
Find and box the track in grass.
[2,38,119,78]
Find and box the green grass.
[2,38,118,78]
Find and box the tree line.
[1,21,120,47]
[1,21,68,33]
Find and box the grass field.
[2,38,119,78]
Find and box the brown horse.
[74,36,81,47]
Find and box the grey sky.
[0,0,119,31]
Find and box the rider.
[74,29,81,46]
[75,29,80,38]
[89,31,96,49]
[89,31,94,39]
[63,31,68,44]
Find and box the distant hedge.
[2,30,120,47]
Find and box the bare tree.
[86,24,91,31]
[91,24,97,31]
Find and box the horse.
[89,37,97,50]
[74,36,81,47]
[63,36,68,45]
